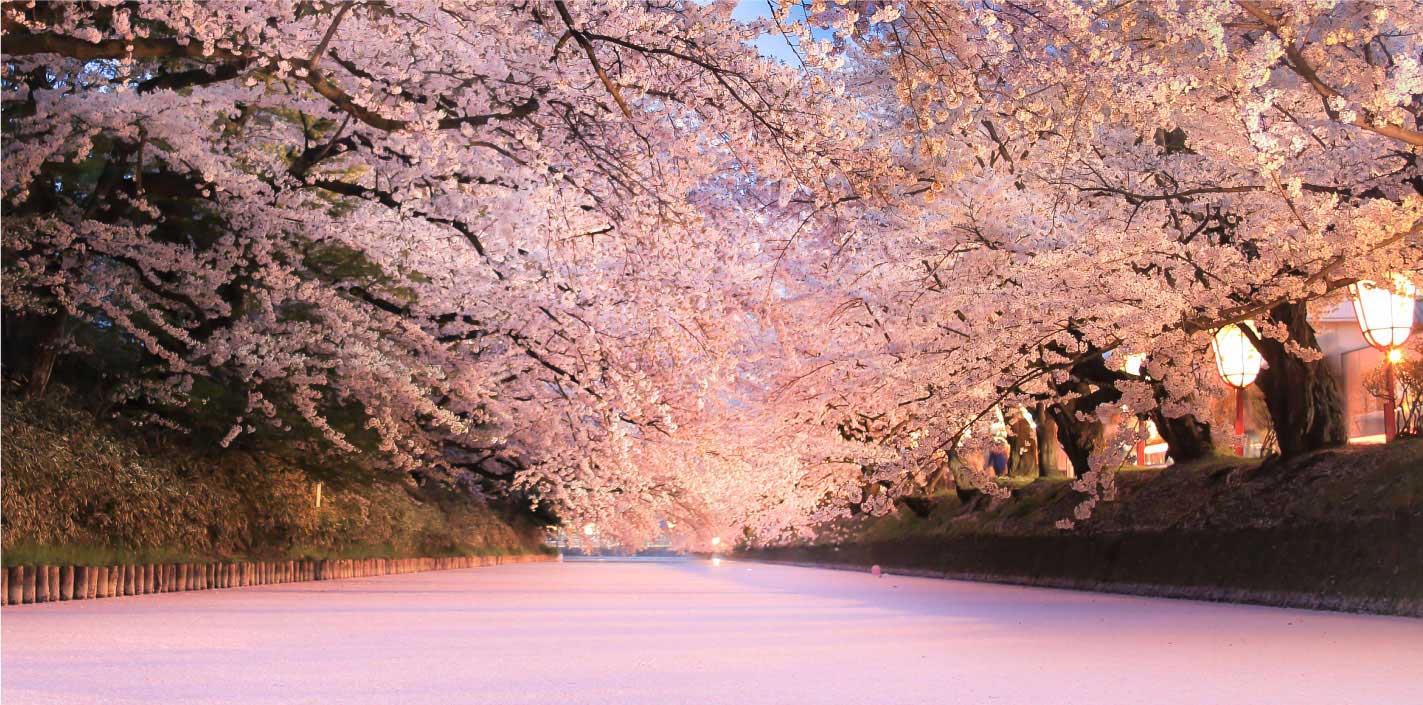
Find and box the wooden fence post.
[35,566,47,602]
[76,566,87,599]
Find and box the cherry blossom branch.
[1,21,539,134]
[0,18,244,62]
[307,179,493,258]
[552,0,634,119]
[1235,0,1423,147]
[307,1,354,69]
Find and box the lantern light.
[1211,321,1262,390]
[1348,275,1417,441]
[1212,321,1261,456]
[1348,277,1417,351]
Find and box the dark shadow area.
[735,517,1423,617]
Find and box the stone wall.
[739,517,1423,617]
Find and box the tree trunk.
[1151,410,1215,463]
[1007,411,1039,478]
[1035,403,1066,477]
[1049,402,1102,477]
[19,310,67,399]
[922,458,953,495]
[1245,301,1348,457]
[1046,357,1121,477]
[1040,345,1217,473]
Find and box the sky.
[732,0,808,64]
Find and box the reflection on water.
[560,555,694,563]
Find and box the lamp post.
[1212,321,1262,456]
[1348,277,1417,441]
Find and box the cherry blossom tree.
[2,0,870,530]
[4,0,1421,543]
[730,0,1421,525]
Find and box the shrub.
[1,391,545,563]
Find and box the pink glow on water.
[3,561,1421,704]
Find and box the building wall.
[1312,300,1410,443]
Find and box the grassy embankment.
[1,393,552,567]
[744,441,1423,615]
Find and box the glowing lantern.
[1349,276,1418,440]
[1211,321,1262,389]
[1349,277,1417,350]
[1212,321,1262,456]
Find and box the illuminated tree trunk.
[1048,403,1102,478]
[1044,354,1124,477]
[1035,403,1067,477]
[1007,411,1039,478]
[1246,301,1348,457]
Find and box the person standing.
[987,440,1009,477]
